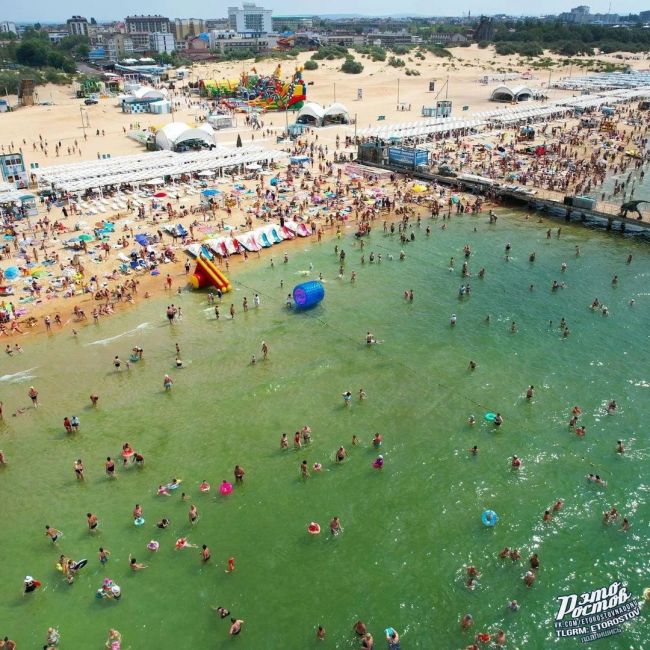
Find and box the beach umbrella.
[236,135,242,148]
[153,192,167,198]
[3,266,19,280]
[78,234,93,242]
[146,178,165,186]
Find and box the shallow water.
[0,210,648,649]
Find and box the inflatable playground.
[186,220,313,293]
[189,255,232,293]
[200,65,306,112]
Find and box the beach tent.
[296,102,326,126]
[490,85,534,102]
[323,102,350,125]
[155,123,216,151]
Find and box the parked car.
[84,98,98,105]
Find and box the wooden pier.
[358,161,650,235]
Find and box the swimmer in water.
[212,605,230,618]
[129,555,147,571]
[335,447,346,463]
[365,331,376,345]
[616,440,625,454]
[469,446,479,456]
[342,391,352,406]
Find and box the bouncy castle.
[200,65,306,112]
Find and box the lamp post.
[79,106,86,138]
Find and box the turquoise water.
[0,211,648,649]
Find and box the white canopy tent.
[323,102,350,124]
[155,122,217,151]
[296,102,326,126]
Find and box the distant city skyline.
[3,1,649,23]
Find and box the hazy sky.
[4,1,648,23]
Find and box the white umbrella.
[198,170,215,177]
[146,178,165,186]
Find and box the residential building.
[125,15,171,35]
[67,15,89,37]
[46,32,69,44]
[321,33,365,47]
[0,21,17,34]
[364,30,421,46]
[228,3,273,34]
[129,32,152,52]
[209,29,276,53]
[107,33,134,61]
[430,32,469,44]
[149,32,175,54]
[185,36,212,60]
[559,5,591,23]
[640,10,650,21]
[205,18,230,30]
[272,15,314,32]
[173,18,206,41]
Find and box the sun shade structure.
[32,147,288,193]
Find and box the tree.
[16,40,49,67]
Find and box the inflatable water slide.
[190,255,232,293]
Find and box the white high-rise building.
[149,32,175,54]
[0,21,17,34]
[228,3,273,34]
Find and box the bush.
[340,57,363,74]
[388,56,406,68]
[426,45,453,58]
[478,40,490,49]
[390,44,411,55]
[311,45,348,60]
[303,59,318,70]
[495,42,517,56]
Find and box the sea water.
[0,210,648,649]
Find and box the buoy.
[481,510,498,527]
[134,517,145,526]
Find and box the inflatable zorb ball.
[293,281,325,309]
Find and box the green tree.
[16,40,49,67]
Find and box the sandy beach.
[1,45,649,338]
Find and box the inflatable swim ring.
[643,587,650,602]
[312,463,322,471]
[307,522,321,535]
[484,412,497,422]
[134,517,145,526]
[481,510,498,527]
[147,540,160,552]
[220,481,233,495]
[199,482,211,493]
